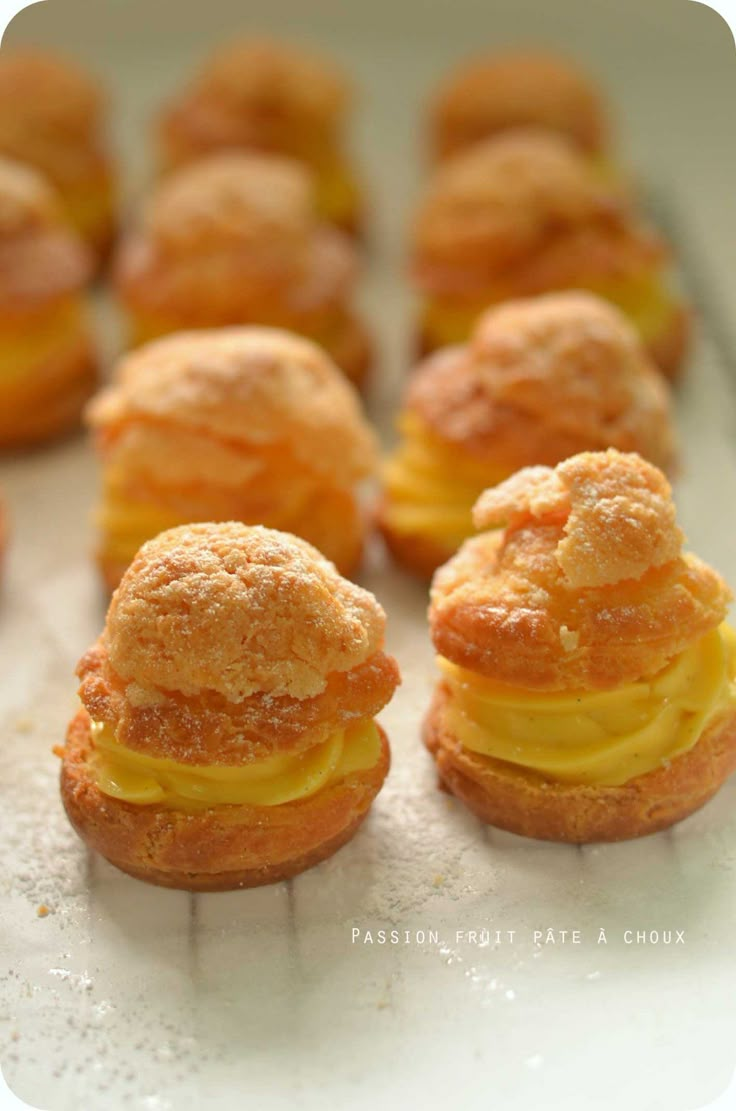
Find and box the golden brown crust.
[105,523,387,701]
[0,157,92,307]
[0,51,114,259]
[115,155,357,315]
[430,50,609,162]
[77,522,400,763]
[406,293,676,473]
[88,326,376,482]
[0,50,103,132]
[424,685,736,842]
[60,709,389,889]
[143,152,313,265]
[77,637,398,764]
[411,130,663,298]
[113,153,367,379]
[430,450,732,690]
[158,38,350,165]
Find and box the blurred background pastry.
[410,129,690,379]
[87,326,377,588]
[378,291,676,578]
[0,49,116,263]
[0,157,97,449]
[428,49,610,168]
[113,152,371,387]
[425,449,736,842]
[59,521,400,889]
[157,37,363,236]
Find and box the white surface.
[1,3,736,1110]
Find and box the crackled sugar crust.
[377,294,677,581]
[159,37,351,153]
[114,153,358,320]
[407,292,676,471]
[63,522,399,888]
[78,522,399,764]
[88,326,377,485]
[411,129,664,294]
[0,156,92,307]
[430,450,732,691]
[425,449,736,840]
[112,152,368,384]
[430,50,609,161]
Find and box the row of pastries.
[0,39,734,891]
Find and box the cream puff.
[0,156,97,448]
[113,152,370,387]
[429,50,609,165]
[87,326,377,589]
[425,449,736,842]
[59,522,399,890]
[411,129,690,380]
[0,49,116,261]
[157,37,362,236]
[378,292,676,579]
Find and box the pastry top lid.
[431,49,608,158]
[0,48,103,136]
[430,450,732,689]
[142,151,314,263]
[412,129,639,274]
[406,292,676,470]
[104,522,388,703]
[0,155,64,236]
[187,37,350,122]
[0,155,91,298]
[87,326,376,481]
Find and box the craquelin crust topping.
[0,155,63,236]
[143,152,313,259]
[406,292,676,470]
[0,49,103,137]
[87,327,377,481]
[0,156,92,302]
[103,522,388,703]
[192,37,350,122]
[431,50,608,159]
[430,450,732,689]
[411,130,663,288]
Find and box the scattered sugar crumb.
[559,625,579,652]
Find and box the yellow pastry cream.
[88,718,382,808]
[420,272,680,352]
[381,412,510,549]
[438,624,736,787]
[0,300,88,384]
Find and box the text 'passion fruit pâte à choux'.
[157,37,363,236]
[424,449,736,843]
[410,129,690,380]
[59,522,400,890]
[87,326,378,589]
[113,151,371,388]
[0,156,98,448]
[429,49,610,166]
[378,291,676,579]
[0,49,116,262]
